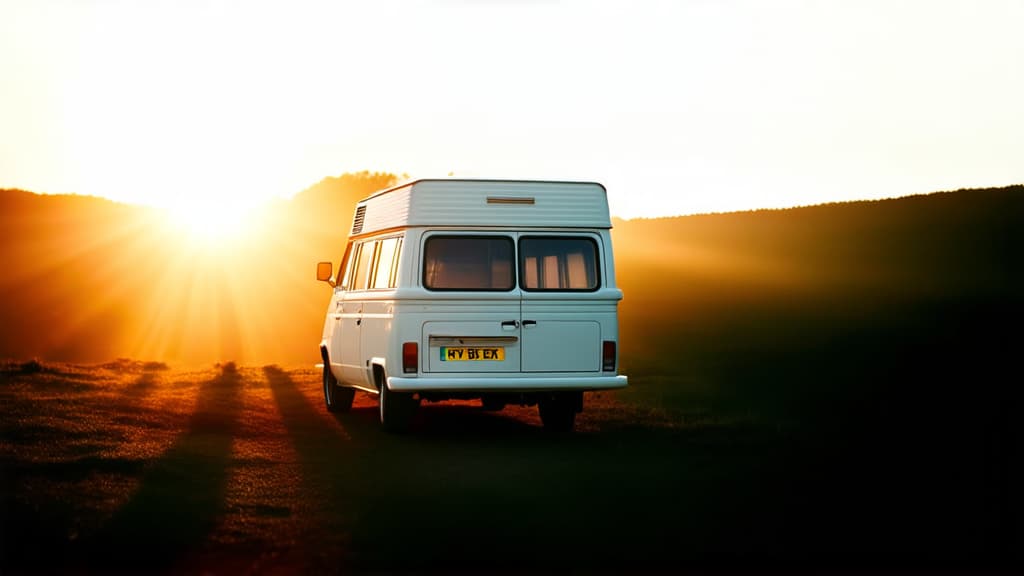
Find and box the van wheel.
[538,394,576,432]
[323,364,354,413]
[379,377,418,433]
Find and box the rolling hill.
[0,172,394,364]
[1,182,1020,369]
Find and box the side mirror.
[316,261,335,287]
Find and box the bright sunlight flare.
[162,195,265,249]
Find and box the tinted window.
[371,237,402,289]
[424,236,514,291]
[520,237,599,291]
[351,242,375,290]
[337,242,355,290]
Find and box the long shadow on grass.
[263,365,361,571]
[76,364,243,572]
[123,370,160,398]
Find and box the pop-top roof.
[350,179,611,236]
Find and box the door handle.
[522,320,537,327]
[501,320,519,330]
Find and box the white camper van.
[316,179,627,432]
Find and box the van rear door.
[519,235,605,373]
[421,234,523,373]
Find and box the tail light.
[402,342,418,374]
[602,341,616,372]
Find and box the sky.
[2,0,1022,220]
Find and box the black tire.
[323,363,354,413]
[379,373,418,433]
[538,393,577,432]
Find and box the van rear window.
[424,236,514,291]
[520,237,599,291]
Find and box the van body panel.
[360,298,395,386]
[332,299,364,386]
[424,318,522,373]
[521,318,601,373]
[356,186,412,235]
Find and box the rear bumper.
[387,374,627,393]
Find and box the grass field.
[2,360,799,573]
[1,347,1020,573]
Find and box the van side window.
[351,241,375,290]
[337,242,355,290]
[520,237,599,291]
[424,236,514,291]
[371,237,402,289]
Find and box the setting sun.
[162,196,265,249]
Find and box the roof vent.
[351,205,367,235]
[487,196,535,205]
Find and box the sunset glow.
[162,198,264,249]
[2,0,1022,218]
[2,0,1022,367]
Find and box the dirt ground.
[1,360,1019,574]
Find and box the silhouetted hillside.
[256,171,400,362]
[613,186,1023,567]
[615,185,1022,305]
[0,190,166,360]
[1,182,1021,369]
[278,171,400,259]
[614,184,1023,426]
[0,172,398,364]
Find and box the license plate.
[440,347,505,361]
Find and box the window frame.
[370,236,403,290]
[518,235,601,293]
[422,234,517,292]
[349,241,375,291]
[340,235,404,292]
[336,241,355,290]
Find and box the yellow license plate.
[440,347,505,361]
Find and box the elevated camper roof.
[349,179,611,237]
